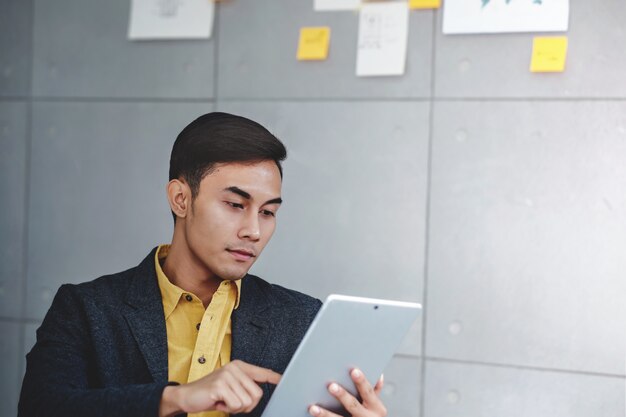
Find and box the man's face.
[183,160,282,281]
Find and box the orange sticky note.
[297,27,330,61]
[530,37,568,73]
[409,0,441,9]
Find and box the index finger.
[237,361,282,385]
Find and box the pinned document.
[297,27,331,60]
[314,0,361,11]
[409,0,441,9]
[128,0,214,40]
[443,0,569,35]
[356,1,409,77]
[530,37,568,73]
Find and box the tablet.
[261,294,421,417]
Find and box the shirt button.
[198,356,206,364]
[185,294,193,302]
[196,323,201,331]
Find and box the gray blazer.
[19,248,321,417]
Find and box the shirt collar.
[154,244,242,319]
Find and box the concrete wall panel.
[427,101,626,375]
[32,0,216,99]
[424,360,626,417]
[26,102,212,319]
[218,0,433,99]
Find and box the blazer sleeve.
[18,284,169,417]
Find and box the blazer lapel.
[122,249,169,383]
[231,276,272,367]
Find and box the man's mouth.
[226,248,256,261]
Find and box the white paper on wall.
[128,0,215,40]
[356,1,409,77]
[314,0,361,11]
[443,0,569,35]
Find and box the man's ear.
[166,179,191,219]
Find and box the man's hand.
[308,369,386,417]
[159,360,281,417]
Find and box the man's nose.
[239,212,260,241]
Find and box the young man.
[19,113,387,417]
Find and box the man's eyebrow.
[224,186,251,199]
[224,186,282,205]
[264,197,283,206]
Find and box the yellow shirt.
[155,245,241,417]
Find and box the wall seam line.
[419,8,438,417]
[425,356,626,379]
[17,0,37,395]
[213,1,220,104]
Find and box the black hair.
[169,112,287,220]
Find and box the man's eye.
[260,210,275,217]
[226,202,244,209]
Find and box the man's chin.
[223,275,246,282]
[219,268,250,281]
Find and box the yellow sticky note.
[530,37,568,73]
[409,0,441,9]
[297,27,330,61]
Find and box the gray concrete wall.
[1,0,624,416]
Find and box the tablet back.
[261,294,421,417]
